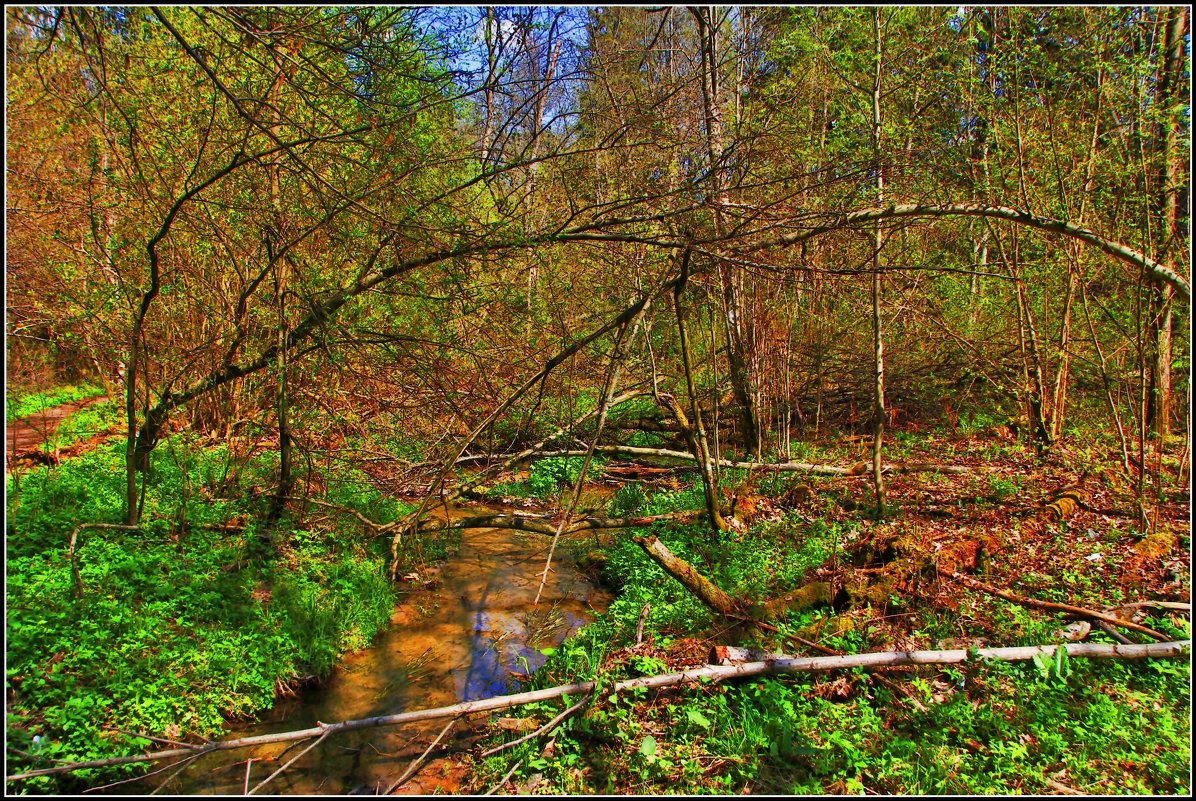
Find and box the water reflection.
[135,514,609,795]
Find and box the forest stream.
[130,507,611,795]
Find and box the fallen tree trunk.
[9,640,1188,782]
[632,535,832,621]
[604,463,675,479]
[633,535,741,616]
[416,510,701,538]
[535,446,972,476]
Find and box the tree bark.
[870,7,887,511]
[693,6,760,458]
[633,534,740,616]
[1146,6,1187,441]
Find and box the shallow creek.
[146,508,611,794]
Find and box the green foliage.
[607,483,646,517]
[6,383,104,422]
[470,474,1189,795]
[4,434,404,791]
[626,429,666,448]
[988,474,1021,501]
[527,456,603,498]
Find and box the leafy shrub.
[527,456,603,498]
[5,432,404,791]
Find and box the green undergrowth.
[6,383,105,423]
[470,479,1191,794]
[39,399,123,455]
[5,427,425,793]
[485,455,607,502]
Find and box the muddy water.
[149,513,610,795]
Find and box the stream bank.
[122,509,611,795]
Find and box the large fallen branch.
[415,510,701,538]
[536,446,972,476]
[633,535,741,615]
[8,640,1188,782]
[632,534,832,620]
[743,202,1191,303]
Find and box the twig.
[949,572,1172,642]
[247,731,328,795]
[1095,620,1136,645]
[68,523,140,597]
[108,728,203,751]
[484,759,523,796]
[636,604,651,645]
[289,496,394,533]
[242,758,252,795]
[82,753,201,794]
[481,694,592,758]
[773,632,926,712]
[533,300,645,606]
[383,717,459,794]
[1117,601,1191,614]
[147,753,205,795]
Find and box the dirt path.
[6,396,109,470]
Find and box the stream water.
[139,510,610,795]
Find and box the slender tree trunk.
[1146,6,1187,443]
[125,328,140,524]
[1054,76,1105,444]
[1051,261,1077,442]
[671,247,727,534]
[870,8,886,512]
[693,6,760,458]
[268,34,292,526]
[1081,280,1132,475]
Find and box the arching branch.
[743,203,1189,303]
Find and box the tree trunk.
[669,246,727,533]
[1146,6,1187,442]
[694,6,760,458]
[870,8,887,511]
[268,36,292,526]
[13,639,1186,784]
[633,534,740,616]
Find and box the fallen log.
[9,640,1188,782]
[535,446,972,476]
[415,510,702,538]
[633,535,741,616]
[631,535,834,621]
[709,645,785,664]
[1042,489,1085,522]
[604,463,675,479]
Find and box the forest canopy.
[7,7,1189,515]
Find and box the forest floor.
[5,395,111,471]
[4,390,1190,794]
[441,432,1191,795]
